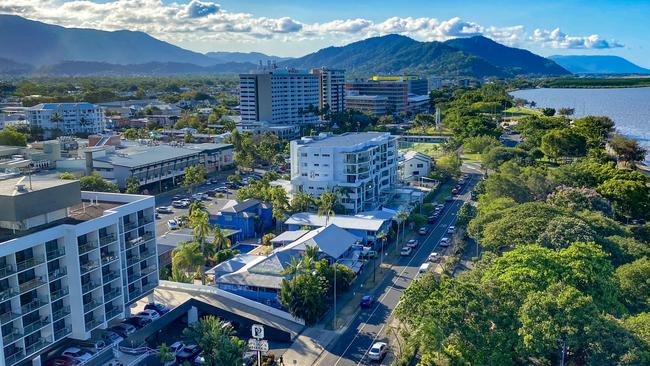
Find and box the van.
[418,263,431,273]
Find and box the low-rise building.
[344,93,388,117]
[208,199,273,241]
[236,122,301,141]
[0,176,158,366]
[398,151,433,181]
[284,212,392,244]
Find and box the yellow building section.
[370,75,419,81]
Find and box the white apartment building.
[239,68,320,125]
[27,103,105,136]
[310,68,346,116]
[0,177,158,366]
[290,132,398,214]
[399,151,433,181]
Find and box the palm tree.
[172,242,203,279]
[189,210,211,283]
[183,316,246,366]
[317,191,338,226]
[291,192,314,213]
[188,200,205,215]
[50,112,63,124]
[212,225,231,252]
[395,210,409,253]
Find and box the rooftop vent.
[15,183,27,193]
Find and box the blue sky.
[2,0,648,66]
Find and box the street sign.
[248,338,269,352]
[251,324,264,339]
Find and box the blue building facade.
[209,199,273,240]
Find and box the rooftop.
[30,102,97,110]
[296,132,392,148]
[68,200,123,221]
[94,145,198,168]
[285,212,388,232]
[270,230,309,244]
[0,176,73,197]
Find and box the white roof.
[285,212,388,232]
[270,230,309,244]
[282,224,360,259]
[401,150,432,162]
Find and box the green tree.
[598,178,650,220]
[290,192,314,213]
[537,216,595,250]
[212,225,231,252]
[182,165,206,192]
[172,242,203,279]
[158,344,175,365]
[461,135,500,154]
[183,316,247,366]
[541,107,556,116]
[616,257,650,313]
[573,116,614,147]
[79,173,119,192]
[456,202,477,227]
[125,176,140,194]
[540,128,587,161]
[608,134,648,165]
[558,107,575,116]
[0,128,27,146]
[279,272,328,325]
[317,191,338,225]
[58,172,76,180]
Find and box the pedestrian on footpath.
[278,355,284,365]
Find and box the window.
[417,164,424,168]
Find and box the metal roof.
[285,212,387,231]
[93,145,198,168]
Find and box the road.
[316,173,478,366]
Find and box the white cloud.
[0,0,623,52]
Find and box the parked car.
[145,302,171,315]
[444,196,453,202]
[451,188,460,195]
[215,186,229,193]
[418,227,428,235]
[78,338,106,352]
[428,252,439,262]
[169,341,185,355]
[406,239,419,248]
[360,295,374,309]
[171,200,187,208]
[99,330,124,346]
[419,262,431,273]
[110,323,137,338]
[368,342,388,361]
[123,316,152,329]
[176,345,201,363]
[439,237,450,247]
[194,353,206,365]
[45,356,79,366]
[156,206,173,214]
[436,204,445,210]
[458,178,465,185]
[136,309,161,321]
[447,226,456,234]
[400,247,413,256]
[427,215,437,224]
[463,174,469,180]
[167,219,179,230]
[205,190,217,197]
[61,348,93,363]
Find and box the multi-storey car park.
[0,176,158,366]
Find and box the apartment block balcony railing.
[0,309,21,324]
[16,256,45,273]
[0,263,16,279]
[139,249,155,260]
[23,316,49,335]
[85,318,102,331]
[104,288,121,302]
[25,338,51,357]
[128,271,143,283]
[19,277,46,294]
[103,271,120,283]
[123,221,138,231]
[81,281,100,294]
[5,349,25,366]
[99,233,117,247]
[52,306,71,321]
[20,297,47,314]
[46,247,65,260]
[50,287,69,302]
[128,287,141,299]
[78,241,99,255]
[54,326,71,340]
[140,281,158,294]
[101,253,119,265]
[83,299,103,313]
[48,266,67,281]
[105,307,122,320]
[126,255,140,267]
[141,265,157,277]
[2,328,22,345]
[140,216,154,226]
[0,287,18,302]
[80,260,99,274]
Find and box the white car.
[440,237,450,247]
[167,219,179,230]
[62,347,93,363]
[418,227,428,235]
[136,309,161,322]
[428,252,439,262]
[170,341,185,355]
[406,239,419,248]
[447,226,456,234]
[400,247,413,256]
[368,342,388,361]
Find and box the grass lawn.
[503,106,541,116]
[400,142,444,158]
[462,153,482,163]
[406,126,453,135]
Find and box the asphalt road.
[316,174,478,366]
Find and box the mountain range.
[549,55,650,74]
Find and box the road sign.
[251,324,264,339]
[248,338,269,352]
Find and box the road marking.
[327,180,473,366]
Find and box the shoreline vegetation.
[538,77,650,89]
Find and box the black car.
[144,303,170,315]
[427,215,437,224]
[205,190,217,197]
[176,345,201,363]
[123,317,152,329]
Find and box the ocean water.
[510,87,650,163]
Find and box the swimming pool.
[232,243,258,254]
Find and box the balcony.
[99,233,116,246]
[2,328,22,345]
[123,221,138,231]
[21,297,47,314]
[5,349,24,366]
[141,265,157,276]
[126,232,154,250]
[104,288,121,302]
[78,241,99,255]
[52,306,71,321]
[0,309,21,324]
[85,318,102,331]
[23,316,49,334]
[140,216,154,226]
[46,247,65,260]
[48,266,67,281]
[25,338,51,357]
[16,256,45,273]
[80,260,99,274]
[101,253,119,266]
[19,277,46,293]
[103,271,120,283]
[139,249,155,260]
[141,281,158,294]
[128,287,141,299]
[0,263,16,279]
[54,326,71,340]
[126,254,140,267]
[50,287,69,301]
[81,281,100,294]
[105,307,122,320]
[84,299,103,313]
[0,287,17,301]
